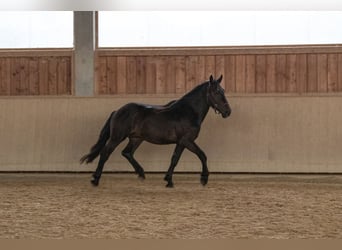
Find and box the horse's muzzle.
[221,108,231,118]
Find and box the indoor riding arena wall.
[1,45,342,173]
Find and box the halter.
[206,84,221,115]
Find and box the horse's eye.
[217,88,225,94]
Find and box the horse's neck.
[183,84,210,123]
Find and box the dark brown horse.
[80,75,231,187]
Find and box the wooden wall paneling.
[245,55,256,93]
[116,56,127,94]
[0,50,72,96]
[106,56,118,94]
[96,56,107,94]
[56,58,65,95]
[235,55,246,93]
[145,56,157,94]
[286,54,297,93]
[338,54,342,91]
[196,56,206,84]
[66,57,72,94]
[29,58,39,95]
[0,58,5,94]
[2,47,342,96]
[215,55,225,89]
[224,55,236,92]
[327,54,338,92]
[175,56,186,94]
[185,56,197,91]
[48,58,58,95]
[307,54,318,92]
[20,58,29,95]
[205,56,216,80]
[256,55,266,93]
[156,56,167,94]
[126,56,137,94]
[136,56,147,94]
[275,54,287,93]
[166,56,176,94]
[296,54,307,94]
[10,58,21,95]
[38,58,49,95]
[317,54,328,92]
[0,58,11,95]
[266,55,276,93]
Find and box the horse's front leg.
[182,140,209,186]
[164,144,185,188]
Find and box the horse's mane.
[182,81,208,99]
[154,81,209,113]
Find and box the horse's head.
[207,75,231,118]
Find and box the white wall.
[1,96,342,173]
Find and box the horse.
[80,75,231,187]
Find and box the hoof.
[91,179,99,186]
[138,174,146,180]
[165,182,174,188]
[200,175,208,186]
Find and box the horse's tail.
[80,111,115,164]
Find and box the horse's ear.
[209,75,214,83]
[217,75,223,84]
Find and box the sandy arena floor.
[0,173,341,239]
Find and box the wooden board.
[307,54,318,93]
[175,56,186,94]
[215,56,226,89]
[296,54,307,94]
[317,54,328,93]
[156,56,167,94]
[245,55,256,93]
[224,55,236,92]
[48,59,58,95]
[185,56,197,92]
[338,54,342,91]
[286,54,297,93]
[96,56,108,95]
[106,56,118,94]
[205,56,216,80]
[126,57,137,94]
[256,55,266,93]
[0,58,11,95]
[116,56,127,94]
[327,54,338,92]
[235,55,246,93]
[29,58,39,95]
[266,55,276,93]
[275,55,286,93]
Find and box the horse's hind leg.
[91,139,121,186]
[121,138,145,179]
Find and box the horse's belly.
[137,122,178,144]
[143,129,178,145]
